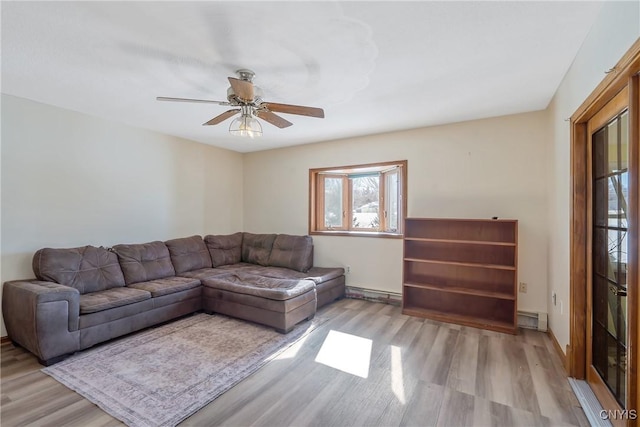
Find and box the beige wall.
[0,94,243,336]
[546,2,639,353]
[244,111,550,314]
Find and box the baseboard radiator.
[517,310,548,331]
[345,286,402,306]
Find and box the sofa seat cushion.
[179,267,222,281]
[232,265,344,284]
[165,235,212,274]
[304,267,345,284]
[128,276,201,297]
[202,273,315,301]
[80,287,151,314]
[234,265,307,280]
[214,263,256,272]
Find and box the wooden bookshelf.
[402,218,518,334]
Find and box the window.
[309,161,407,237]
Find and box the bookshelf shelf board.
[402,306,517,334]
[402,282,515,300]
[404,237,516,246]
[403,258,516,271]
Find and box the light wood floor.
[1,299,589,426]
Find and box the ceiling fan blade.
[228,77,254,102]
[255,110,293,128]
[157,96,231,106]
[202,109,240,126]
[262,102,324,118]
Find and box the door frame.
[570,38,640,425]
[585,87,630,423]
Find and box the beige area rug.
[42,313,324,427]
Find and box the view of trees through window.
[310,161,406,236]
[352,175,380,229]
[324,177,343,228]
[385,171,399,231]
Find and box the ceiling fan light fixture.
[229,110,262,138]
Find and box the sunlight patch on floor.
[390,345,406,404]
[314,330,372,378]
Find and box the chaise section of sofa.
[197,233,344,331]
[202,272,317,333]
[201,233,345,308]
[165,233,315,332]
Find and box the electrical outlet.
[519,282,527,293]
[346,265,351,274]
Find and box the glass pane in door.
[591,109,628,407]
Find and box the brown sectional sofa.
[2,233,345,365]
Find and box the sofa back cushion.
[33,245,126,294]
[204,233,243,267]
[165,235,212,274]
[268,234,314,272]
[112,241,175,284]
[241,233,277,266]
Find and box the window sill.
[310,230,403,239]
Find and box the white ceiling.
[1,1,603,153]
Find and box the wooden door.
[586,87,632,422]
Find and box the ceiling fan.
[157,69,324,138]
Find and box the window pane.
[324,177,343,228]
[607,120,618,174]
[386,171,399,231]
[620,171,628,229]
[620,111,628,170]
[593,127,607,178]
[351,175,379,229]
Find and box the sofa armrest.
[2,280,80,363]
